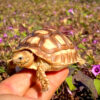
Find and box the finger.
[24,68,69,100]
[0,69,36,96]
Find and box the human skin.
[0,68,69,100]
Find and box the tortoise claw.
[41,78,49,91]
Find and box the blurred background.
[0,0,100,99]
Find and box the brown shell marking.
[18,29,79,65]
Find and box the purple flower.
[14,35,18,38]
[82,38,87,42]
[96,30,100,33]
[75,46,78,50]
[13,12,16,15]
[3,19,6,23]
[3,33,7,38]
[68,9,74,14]
[96,7,100,10]
[86,5,90,8]
[53,11,57,15]
[92,65,100,76]
[86,14,93,18]
[22,14,25,17]
[8,4,12,8]
[69,31,74,35]
[8,26,13,30]
[93,40,98,44]
[0,38,3,43]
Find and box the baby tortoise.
[8,29,85,91]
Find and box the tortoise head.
[12,50,34,68]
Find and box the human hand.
[0,68,69,100]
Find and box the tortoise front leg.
[36,65,49,91]
[7,59,16,69]
[7,59,16,74]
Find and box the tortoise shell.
[16,29,80,65]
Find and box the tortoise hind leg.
[78,58,85,65]
[36,65,49,91]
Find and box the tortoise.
[8,29,85,91]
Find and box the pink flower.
[3,19,6,23]
[82,38,87,42]
[3,33,7,38]
[75,46,78,50]
[68,9,74,14]
[8,4,12,8]
[53,11,57,15]
[92,65,100,76]
[13,12,16,15]
[86,14,93,18]
[8,26,13,30]
[69,31,74,35]
[96,30,100,33]
[86,5,90,8]
[14,35,18,38]
[93,40,98,44]
[22,14,25,17]
[0,38,3,43]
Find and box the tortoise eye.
[19,57,23,60]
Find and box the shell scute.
[54,35,66,45]
[27,36,40,44]
[43,39,57,50]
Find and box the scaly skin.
[36,65,49,91]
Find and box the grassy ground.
[0,0,100,99]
